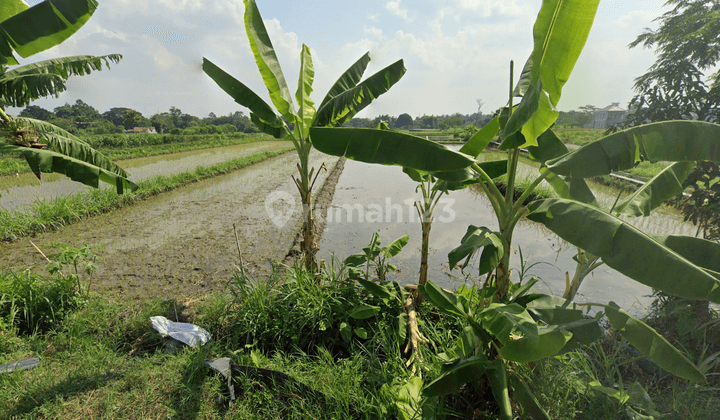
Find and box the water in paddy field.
[317,155,697,315]
[0,141,287,212]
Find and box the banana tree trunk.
[301,191,317,271]
[495,232,513,299]
[419,219,432,286]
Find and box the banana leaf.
[527,198,720,303]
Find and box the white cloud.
[385,0,413,22]
[441,0,536,19]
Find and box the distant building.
[590,103,627,129]
[126,126,157,134]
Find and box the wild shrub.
[0,269,81,334]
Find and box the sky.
[11,0,674,120]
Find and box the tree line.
[17,100,259,135]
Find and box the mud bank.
[0,151,341,301]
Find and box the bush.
[0,270,81,334]
[214,264,406,356]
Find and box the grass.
[0,260,718,419]
[102,136,269,161]
[0,147,293,241]
[0,133,273,177]
[554,127,605,147]
[0,265,423,419]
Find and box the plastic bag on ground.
[150,316,211,348]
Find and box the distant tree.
[372,114,396,128]
[578,104,598,114]
[416,115,437,129]
[166,106,198,129]
[122,109,149,129]
[150,112,175,133]
[19,105,52,121]
[396,113,413,128]
[443,116,465,128]
[343,117,373,128]
[102,107,133,127]
[53,102,73,119]
[556,110,592,127]
[70,99,102,122]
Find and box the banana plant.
[202,0,406,270]
[311,0,720,416]
[0,0,135,193]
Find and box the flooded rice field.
[0,141,288,212]
[0,149,339,301]
[0,140,698,311]
[318,157,696,313]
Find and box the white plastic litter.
[150,316,211,348]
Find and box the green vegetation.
[0,0,135,193]
[553,127,604,146]
[203,0,405,270]
[0,147,292,241]
[2,0,720,418]
[310,0,720,416]
[0,133,269,176]
[1,264,717,419]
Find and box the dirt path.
[0,151,340,302]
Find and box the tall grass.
[0,269,80,335]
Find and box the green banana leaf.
[605,302,705,382]
[529,129,598,205]
[0,0,98,65]
[512,0,600,146]
[479,303,539,345]
[20,119,130,178]
[447,225,504,274]
[348,304,380,320]
[526,198,720,303]
[4,144,137,194]
[485,359,512,420]
[547,121,720,178]
[511,57,533,98]
[313,59,406,128]
[423,355,489,397]
[0,0,28,22]
[615,161,696,217]
[418,281,471,318]
[295,44,315,139]
[510,373,551,420]
[498,325,572,363]
[243,0,296,122]
[316,52,370,114]
[0,54,122,107]
[381,234,409,259]
[309,128,474,172]
[459,115,500,157]
[435,159,508,191]
[650,234,720,274]
[249,113,285,138]
[202,58,285,131]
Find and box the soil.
[0,151,342,302]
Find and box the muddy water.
[0,141,288,212]
[317,157,696,313]
[0,151,339,301]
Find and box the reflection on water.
[318,156,697,314]
[0,141,286,212]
